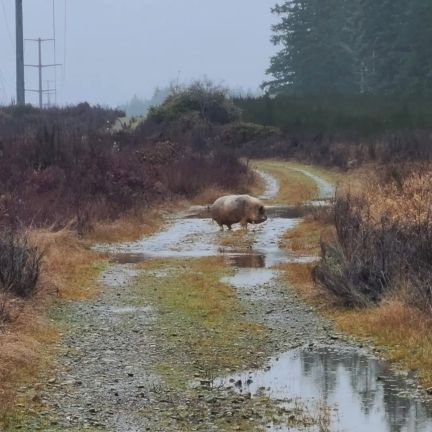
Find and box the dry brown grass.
[217,229,256,249]
[0,306,59,427]
[30,228,106,301]
[335,301,432,387]
[252,160,319,204]
[252,159,341,204]
[276,262,322,303]
[88,212,163,244]
[0,228,109,427]
[281,219,328,256]
[248,169,266,197]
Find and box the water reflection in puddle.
[224,253,266,268]
[98,217,314,269]
[216,347,432,432]
[222,268,275,288]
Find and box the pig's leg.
[227,224,232,230]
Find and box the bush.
[0,230,42,298]
[314,173,432,313]
[147,81,241,125]
[313,194,400,307]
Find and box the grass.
[334,301,432,387]
[251,159,341,205]
[251,160,319,204]
[0,188,242,430]
[87,206,172,243]
[217,229,257,249]
[134,257,268,384]
[280,218,326,256]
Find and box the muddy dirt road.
[24,163,432,431]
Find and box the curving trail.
[26,162,432,432]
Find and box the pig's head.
[250,201,268,225]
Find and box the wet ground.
[32,166,432,431]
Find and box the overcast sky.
[0,0,277,107]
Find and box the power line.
[1,0,14,54]
[62,0,67,83]
[52,0,57,104]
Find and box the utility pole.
[25,38,61,109]
[15,0,25,105]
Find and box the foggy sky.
[0,0,277,107]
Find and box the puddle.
[216,347,432,432]
[111,253,151,264]
[106,306,151,315]
[224,252,266,268]
[97,215,311,269]
[222,268,276,288]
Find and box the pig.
[210,194,267,230]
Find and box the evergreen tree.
[265,0,358,95]
[402,0,432,95]
[266,0,432,96]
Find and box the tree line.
[265,0,432,96]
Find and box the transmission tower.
[25,38,61,109]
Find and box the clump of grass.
[87,207,168,243]
[334,300,432,387]
[30,228,107,301]
[281,219,326,256]
[252,160,319,204]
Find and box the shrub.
[0,230,42,299]
[147,81,241,125]
[314,172,432,313]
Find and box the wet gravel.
[39,265,164,431]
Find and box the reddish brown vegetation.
[314,166,432,313]
[0,102,247,232]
